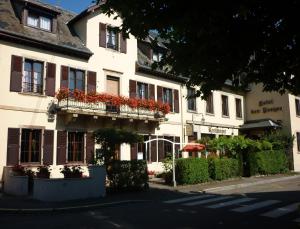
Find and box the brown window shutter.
[99,23,106,47]
[86,132,95,164]
[10,55,23,92]
[149,84,155,100]
[56,131,67,165]
[150,136,157,163]
[43,130,54,165]
[129,80,137,98]
[60,66,69,88]
[158,136,164,162]
[46,62,56,96]
[174,89,179,113]
[7,128,20,165]
[87,71,97,93]
[130,143,138,160]
[120,32,127,54]
[157,86,163,102]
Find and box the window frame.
[67,132,85,163]
[27,11,52,32]
[235,97,243,119]
[106,26,119,51]
[297,132,300,152]
[295,98,300,117]
[23,58,44,94]
[20,128,42,164]
[205,92,214,115]
[221,95,229,117]
[187,88,197,112]
[137,82,149,100]
[68,68,85,92]
[163,87,174,112]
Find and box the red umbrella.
[182,143,206,152]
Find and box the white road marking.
[261,202,300,218]
[232,200,281,213]
[183,196,234,206]
[164,194,214,204]
[207,198,255,209]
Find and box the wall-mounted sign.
[185,124,194,136]
[208,127,226,134]
[137,152,143,160]
[251,99,283,114]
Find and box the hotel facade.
[0,0,299,181]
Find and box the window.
[137,82,148,99]
[68,132,84,162]
[297,132,300,152]
[69,68,85,91]
[187,88,196,111]
[23,59,43,94]
[235,98,242,118]
[296,99,300,116]
[163,88,173,111]
[222,95,229,117]
[153,52,163,62]
[106,27,118,50]
[27,13,51,31]
[206,92,214,114]
[21,129,41,163]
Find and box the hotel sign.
[208,127,226,134]
[251,99,283,114]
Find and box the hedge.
[107,160,148,191]
[249,150,289,175]
[209,158,240,180]
[175,158,209,184]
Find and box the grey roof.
[240,119,281,130]
[0,0,92,59]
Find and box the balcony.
[55,89,169,121]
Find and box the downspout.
[180,84,185,146]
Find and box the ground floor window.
[21,129,41,163]
[297,132,300,152]
[68,132,84,162]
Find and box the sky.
[41,0,94,13]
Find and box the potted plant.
[60,165,83,178]
[36,165,51,178]
[11,165,26,176]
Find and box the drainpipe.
[180,84,185,145]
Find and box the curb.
[0,199,150,214]
[202,174,300,193]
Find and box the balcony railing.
[57,98,164,120]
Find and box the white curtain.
[27,15,38,27]
[40,17,51,31]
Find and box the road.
[0,177,299,229]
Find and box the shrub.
[208,158,240,180]
[36,165,51,178]
[175,158,209,184]
[60,165,83,178]
[107,160,148,191]
[249,150,289,175]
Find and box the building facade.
[0,0,252,181]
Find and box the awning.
[240,119,281,130]
[182,143,205,152]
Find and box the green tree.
[96,0,300,97]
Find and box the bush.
[176,158,209,184]
[107,160,148,191]
[60,165,83,178]
[249,150,289,175]
[209,158,240,180]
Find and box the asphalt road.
[0,177,299,229]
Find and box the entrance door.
[106,76,120,112]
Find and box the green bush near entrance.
[175,158,209,184]
[249,150,289,175]
[208,158,240,180]
[107,160,148,191]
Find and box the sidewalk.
[0,173,299,213]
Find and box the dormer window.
[27,12,52,31]
[153,52,163,62]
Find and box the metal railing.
[57,98,163,119]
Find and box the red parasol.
[182,143,206,152]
